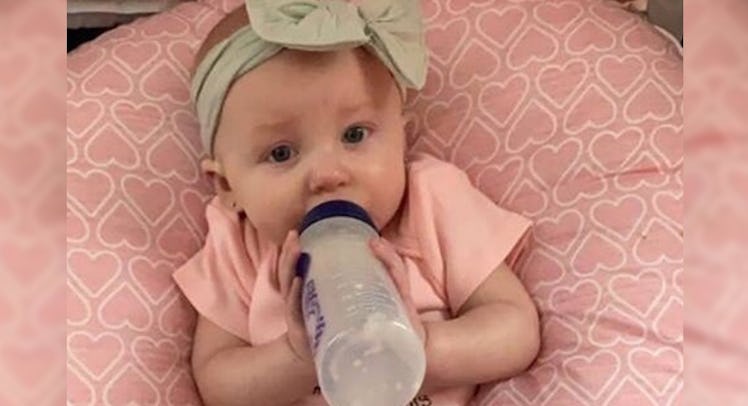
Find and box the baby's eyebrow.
[249,117,298,135]
[337,100,376,117]
[247,99,377,138]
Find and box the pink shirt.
[174,153,532,406]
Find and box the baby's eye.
[342,125,369,144]
[268,145,296,163]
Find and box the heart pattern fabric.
[67,0,682,404]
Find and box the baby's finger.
[277,230,301,297]
[275,231,292,292]
[286,276,304,326]
[285,275,313,362]
[370,237,411,299]
[369,239,424,343]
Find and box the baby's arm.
[191,315,317,406]
[189,230,315,406]
[372,238,541,393]
[421,262,540,393]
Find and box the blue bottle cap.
[298,200,377,234]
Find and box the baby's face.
[205,48,408,245]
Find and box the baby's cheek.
[258,203,304,238]
[248,216,289,246]
[369,165,406,228]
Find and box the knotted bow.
[192,0,427,154]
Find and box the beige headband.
[191,0,428,154]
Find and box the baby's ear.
[401,110,416,129]
[200,158,240,212]
[398,111,416,161]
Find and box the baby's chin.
[371,202,403,233]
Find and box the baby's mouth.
[298,200,377,234]
[306,196,363,213]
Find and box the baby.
[173,1,540,405]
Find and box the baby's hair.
[191,6,249,80]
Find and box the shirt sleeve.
[172,199,256,342]
[409,157,532,315]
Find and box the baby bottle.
[298,200,426,406]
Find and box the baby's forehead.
[225,47,399,112]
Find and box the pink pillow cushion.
[66,0,683,404]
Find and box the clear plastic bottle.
[298,200,426,406]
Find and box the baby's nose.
[308,159,350,194]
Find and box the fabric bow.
[192,0,427,154]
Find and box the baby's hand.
[277,230,314,364]
[369,237,427,344]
